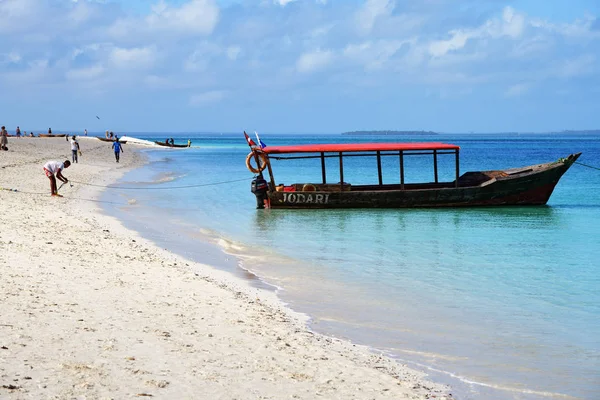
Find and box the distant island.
[556,130,600,134]
[342,130,438,136]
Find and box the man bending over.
[43,160,71,197]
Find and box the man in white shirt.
[70,136,80,163]
[43,160,71,197]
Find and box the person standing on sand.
[70,135,80,163]
[112,137,123,163]
[1,126,8,150]
[43,160,70,196]
[16,126,21,137]
[84,129,87,136]
[48,128,52,134]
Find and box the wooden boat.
[246,142,581,209]
[97,137,127,144]
[154,141,190,148]
[38,134,66,138]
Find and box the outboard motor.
[251,175,269,209]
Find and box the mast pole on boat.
[265,157,276,189]
[399,151,405,189]
[321,152,327,184]
[377,151,383,185]
[433,149,439,183]
[339,152,344,191]
[455,149,460,188]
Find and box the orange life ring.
[302,184,317,192]
[246,151,268,174]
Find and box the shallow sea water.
[102,133,600,399]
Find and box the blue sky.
[1,0,599,133]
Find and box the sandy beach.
[0,137,451,399]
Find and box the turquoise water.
[102,133,600,399]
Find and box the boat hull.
[154,141,189,148]
[97,137,127,144]
[265,153,580,209]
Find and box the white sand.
[0,137,452,399]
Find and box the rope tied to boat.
[572,161,600,171]
[67,176,253,190]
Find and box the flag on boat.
[255,131,267,149]
[244,131,256,146]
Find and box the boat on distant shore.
[154,140,190,148]
[97,137,127,144]
[245,141,581,209]
[38,134,66,138]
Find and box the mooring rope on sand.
[67,176,253,190]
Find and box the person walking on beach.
[1,126,8,150]
[112,137,123,163]
[16,126,21,137]
[48,128,52,134]
[84,129,87,136]
[70,135,81,163]
[43,160,70,197]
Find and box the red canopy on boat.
[261,142,460,154]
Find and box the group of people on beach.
[1,126,35,150]
[1,124,125,196]
[1,126,89,141]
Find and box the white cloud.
[1,52,22,64]
[0,0,37,19]
[428,7,526,57]
[355,0,395,35]
[557,54,595,78]
[109,47,157,69]
[505,82,531,97]
[109,0,219,41]
[429,30,472,58]
[66,65,105,81]
[1,58,51,86]
[226,46,241,61]
[68,1,94,25]
[498,7,525,38]
[184,42,222,71]
[0,0,48,33]
[147,0,219,34]
[343,39,409,70]
[530,15,600,39]
[274,0,296,6]
[189,90,227,106]
[296,49,334,73]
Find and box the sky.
[1,0,599,133]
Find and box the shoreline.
[0,138,452,399]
